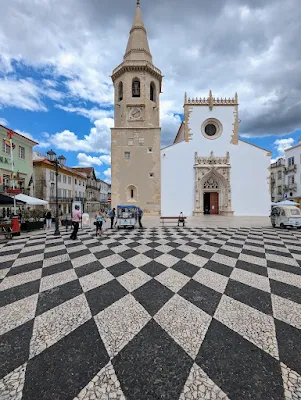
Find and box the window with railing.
[288,157,295,167]
[288,175,295,184]
[277,171,282,180]
[63,175,67,183]
[277,186,282,195]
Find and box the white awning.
[271,200,299,206]
[15,194,49,206]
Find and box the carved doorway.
[194,151,233,216]
[203,192,219,214]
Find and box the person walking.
[45,210,52,229]
[95,210,106,236]
[70,205,81,240]
[109,208,116,229]
[137,206,143,228]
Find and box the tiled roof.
[33,159,87,178]
[0,124,39,145]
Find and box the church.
[111,1,271,216]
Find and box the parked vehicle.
[116,205,137,229]
[270,205,301,228]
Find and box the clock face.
[130,107,142,119]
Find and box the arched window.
[118,81,123,101]
[127,185,137,202]
[132,79,140,97]
[150,82,156,102]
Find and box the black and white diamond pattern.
[1,227,301,399]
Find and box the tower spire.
[124,0,152,62]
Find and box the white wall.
[161,105,271,216]
[230,141,270,216]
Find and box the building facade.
[0,125,37,195]
[110,1,162,215]
[270,158,286,202]
[72,167,100,213]
[99,179,111,208]
[33,156,87,214]
[284,141,301,204]
[161,92,271,216]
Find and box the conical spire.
[124,0,152,62]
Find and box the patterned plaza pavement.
[1,226,301,400]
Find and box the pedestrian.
[45,210,52,229]
[95,210,106,236]
[137,206,143,228]
[178,212,185,227]
[70,205,81,240]
[109,208,116,229]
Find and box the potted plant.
[21,208,45,232]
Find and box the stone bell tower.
[111,0,162,215]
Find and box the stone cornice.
[112,60,162,83]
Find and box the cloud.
[0,77,63,111]
[0,0,300,141]
[56,105,113,121]
[273,137,294,157]
[0,117,8,126]
[14,129,35,141]
[103,167,111,183]
[47,118,113,153]
[77,153,111,167]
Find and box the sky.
[0,0,301,182]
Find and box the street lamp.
[46,150,66,235]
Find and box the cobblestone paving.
[1,226,301,399]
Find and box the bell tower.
[111,0,162,215]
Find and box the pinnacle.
[124,0,152,62]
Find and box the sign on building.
[72,201,82,213]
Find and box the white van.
[270,206,301,228]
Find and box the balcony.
[49,197,73,203]
[283,184,297,192]
[284,164,297,174]
[86,197,100,202]
[86,183,99,190]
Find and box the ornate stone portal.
[193,151,233,216]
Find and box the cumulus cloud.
[14,129,35,141]
[274,138,295,155]
[56,105,113,121]
[77,153,111,167]
[0,78,63,111]
[0,0,300,141]
[0,117,8,126]
[103,168,111,183]
[47,118,113,153]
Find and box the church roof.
[124,0,152,63]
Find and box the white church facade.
[111,1,271,217]
[161,92,271,216]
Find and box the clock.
[129,107,142,120]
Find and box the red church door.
[210,192,219,214]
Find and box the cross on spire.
[137,0,140,6]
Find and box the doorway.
[203,192,219,214]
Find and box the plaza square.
[1,225,301,399]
